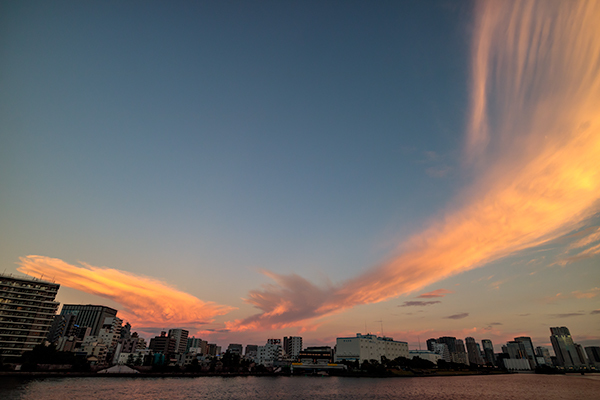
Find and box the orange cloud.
[417,289,454,298]
[229,1,600,331]
[17,255,235,329]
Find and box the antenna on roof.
[375,320,383,337]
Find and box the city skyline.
[1,1,599,350]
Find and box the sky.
[1,0,599,352]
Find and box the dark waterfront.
[1,374,599,400]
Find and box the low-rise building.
[409,350,441,364]
[334,333,409,363]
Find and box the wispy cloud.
[400,301,441,307]
[591,310,600,315]
[549,313,586,319]
[445,313,469,320]
[226,1,600,331]
[417,289,454,298]
[17,255,235,329]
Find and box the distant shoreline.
[0,370,521,379]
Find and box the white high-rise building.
[335,333,409,363]
[256,341,282,366]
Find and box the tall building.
[550,327,585,367]
[465,337,484,365]
[283,336,303,359]
[60,304,117,336]
[514,336,537,368]
[535,346,552,366]
[584,346,600,368]
[455,339,469,365]
[334,333,409,363]
[426,338,438,352]
[431,342,451,362]
[504,341,524,360]
[168,328,189,354]
[0,274,60,360]
[482,339,495,366]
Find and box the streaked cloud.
[444,313,469,320]
[228,1,600,332]
[400,301,441,307]
[590,310,600,315]
[17,255,235,329]
[417,289,454,299]
[549,312,586,319]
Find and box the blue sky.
[2,1,599,350]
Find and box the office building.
[535,346,552,366]
[550,327,585,367]
[335,333,409,363]
[466,337,484,365]
[60,304,117,337]
[283,336,303,359]
[514,336,537,368]
[0,274,60,360]
[482,339,495,366]
[149,331,175,354]
[168,328,189,354]
[227,343,243,355]
[585,346,600,368]
[245,344,258,358]
[46,313,77,344]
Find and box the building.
[227,343,243,355]
[149,331,175,354]
[584,346,600,368]
[431,342,451,362]
[297,346,333,363]
[409,350,441,364]
[168,328,189,354]
[283,336,303,360]
[46,313,77,344]
[482,339,495,366]
[334,333,409,363]
[503,358,531,371]
[60,304,117,337]
[514,336,537,368]
[187,337,206,352]
[535,346,552,366]
[550,327,586,367]
[206,343,221,356]
[504,341,525,360]
[245,344,258,358]
[454,339,469,365]
[465,337,484,366]
[256,340,282,366]
[0,274,60,360]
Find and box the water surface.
[1,374,598,399]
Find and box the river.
[1,373,598,399]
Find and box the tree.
[126,353,135,366]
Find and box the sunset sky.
[1,0,599,351]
